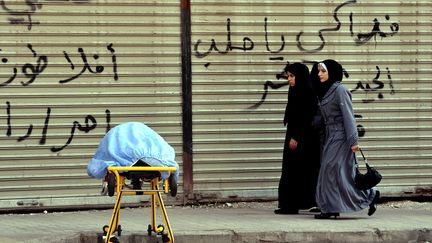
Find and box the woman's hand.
[289,138,298,150]
[351,144,360,152]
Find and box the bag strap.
[357,148,372,169]
[358,147,367,163]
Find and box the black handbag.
[355,148,382,190]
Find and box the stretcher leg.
[151,188,157,232]
[104,190,123,243]
[155,184,174,243]
[147,179,174,242]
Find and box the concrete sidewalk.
[0,201,431,243]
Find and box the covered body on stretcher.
[87,122,179,243]
[87,121,179,190]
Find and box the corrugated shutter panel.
[191,1,432,199]
[0,1,182,208]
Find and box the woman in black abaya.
[275,62,321,214]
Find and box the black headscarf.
[283,62,312,126]
[317,59,343,100]
[284,62,310,100]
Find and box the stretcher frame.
[102,166,177,243]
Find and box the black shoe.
[314,212,339,219]
[368,190,380,216]
[274,208,299,215]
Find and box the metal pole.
[180,0,193,202]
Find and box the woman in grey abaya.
[314,59,380,219]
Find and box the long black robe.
[277,63,321,211]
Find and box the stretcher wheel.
[107,173,116,197]
[168,174,177,197]
[117,225,122,236]
[102,224,121,236]
[109,236,119,243]
[102,225,109,234]
[162,233,170,243]
[156,224,165,233]
[147,224,152,236]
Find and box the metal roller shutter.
[0,1,182,209]
[190,1,432,200]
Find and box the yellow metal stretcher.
[101,166,177,243]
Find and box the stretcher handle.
[107,166,177,172]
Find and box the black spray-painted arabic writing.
[60,44,119,83]
[194,17,287,62]
[350,14,399,46]
[250,63,395,108]
[296,0,356,52]
[6,101,111,152]
[249,60,349,110]
[247,65,289,110]
[195,12,399,64]
[350,66,395,103]
[22,44,48,86]
[194,17,285,62]
[264,17,285,56]
[0,44,48,87]
[1,0,92,30]
[194,18,254,59]
[0,43,118,87]
[297,0,399,52]
[0,0,42,30]
[0,52,18,87]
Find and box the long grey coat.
[316,82,376,213]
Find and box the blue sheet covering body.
[87,122,179,180]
